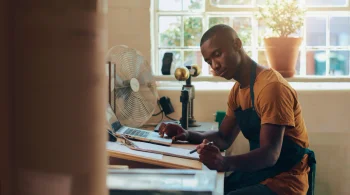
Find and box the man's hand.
[197,139,227,172]
[158,123,189,142]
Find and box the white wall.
[108,1,350,194]
[108,0,151,63]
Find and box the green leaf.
[256,0,306,37]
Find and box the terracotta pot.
[264,37,302,78]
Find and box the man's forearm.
[186,116,239,150]
[187,130,232,150]
[223,146,278,172]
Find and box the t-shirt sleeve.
[256,82,295,127]
[226,83,238,117]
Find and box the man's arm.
[187,115,240,150]
[223,123,285,172]
[198,82,295,172]
[221,83,295,172]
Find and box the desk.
[108,122,224,194]
[108,142,224,195]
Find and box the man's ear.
[233,38,242,51]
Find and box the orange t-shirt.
[226,68,310,195]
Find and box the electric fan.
[106,45,158,127]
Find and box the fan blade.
[111,50,133,81]
[110,52,130,81]
[135,60,150,83]
[115,85,130,90]
[118,48,139,80]
[137,79,158,100]
[114,74,126,87]
[119,91,154,127]
[116,90,134,125]
[136,85,157,104]
[115,86,132,101]
[132,92,155,124]
[138,72,154,87]
[132,52,145,78]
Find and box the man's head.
[200,24,244,80]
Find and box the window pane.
[159,0,182,11]
[258,20,268,47]
[258,50,268,66]
[257,0,302,5]
[295,53,301,75]
[330,17,350,46]
[208,17,252,46]
[307,50,326,75]
[233,17,252,46]
[329,51,350,76]
[159,50,182,75]
[211,0,252,6]
[256,0,265,5]
[305,0,347,6]
[306,17,326,46]
[208,17,230,28]
[183,0,204,11]
[209,67,215,75]
[184,51,203,71]
[184,17,203,47]
[245,50,252,58]
[159,16,181,47]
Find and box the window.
[153,0,350,77]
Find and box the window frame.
[151,0,350,81]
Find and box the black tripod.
[180,66,201,130]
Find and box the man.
[159,24,315,195]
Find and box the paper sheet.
[133,141,200,160]
[106,142,163,160]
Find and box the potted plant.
[257,0,306,78]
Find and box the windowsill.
[155,76,350,91]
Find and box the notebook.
[122,138,200,160]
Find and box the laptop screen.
[106,104,122,133]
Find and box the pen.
[189,141,214,154]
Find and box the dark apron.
[224,61,316,195]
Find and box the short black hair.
[200,24,237,46]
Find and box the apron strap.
[250,61,257,110]
[306,149,317,195]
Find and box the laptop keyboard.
[123,128,150,138]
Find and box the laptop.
[106,105,172,146]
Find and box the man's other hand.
[197,139,227,172]
[158,123,189,142]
